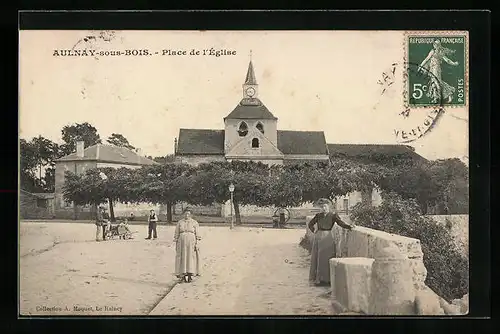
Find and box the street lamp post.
[229,183,235,230]
[99,171,110,213]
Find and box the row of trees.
[21,122,172,193]
[62,160,380,223]
[62,157,469,223]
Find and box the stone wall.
[19,192,55,219]
[302,215,467,315]
[222,201,319,218]
[174,203,222,216]
[304,215,427,290]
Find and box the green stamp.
[407,34,467,107]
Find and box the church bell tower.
[242,51,258,101]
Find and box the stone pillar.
[330,257,374,314]
[368,243,416,315]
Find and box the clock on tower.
[245,87,256,98]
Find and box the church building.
[175,60,330,166]
[174,59,426,218]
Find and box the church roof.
[56,144,157,166]
[277,130,329,155]
[327,144,426,162]
[245,61,257,85]
[224,99,277,120]
[176,129,225,155]
[176,129,329,156]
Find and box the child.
[118,219,134,239]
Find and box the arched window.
[252,138,259,148]
[238,122,248,137]
[256,122,264,134]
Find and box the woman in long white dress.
[174,209,201,283]
[418,39,459,103]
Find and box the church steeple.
[245,61,257,85]
[243,51,258,99]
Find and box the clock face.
[246,87,256,97]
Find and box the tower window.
[252,138,259,148]
[238,122,248,137]
[256,122,264,134]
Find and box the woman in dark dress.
[308,198,355,285]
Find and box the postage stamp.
[405,31,468,108]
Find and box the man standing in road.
[95,206,107,241]
[146,209,158,240]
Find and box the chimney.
[76,141,85,158]
[174,137,178,154]
[96,144,100,160]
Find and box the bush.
[350,192,468,302]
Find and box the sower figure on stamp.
[146,209,158,240]
[174,209,201,283]
[418,39,459,104]
[308,198,355,286]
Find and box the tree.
[60,122,102,156]
[20,137,61,192]
[62,167,136,221]
[20,139,44,192]
[427,158,469,214]
[278,160,382,205]
[371,158,469,214]
[31,136,59,181]
[186,161,270,224]
[43,167,56,192]
[134,163,192,223]
[107,133,135,151]
[263,164,304,208]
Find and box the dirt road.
[20,222,333,316]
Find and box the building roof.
[56,144,157,166]
[245,61,257,85]
[277,130,329,155]
[176,129,225,155]
[224,99,277,120]
[176,129,329,156]
[327,144,426,162]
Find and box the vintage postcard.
[19,30,469,316]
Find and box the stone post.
[368,243,416,315]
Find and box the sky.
[19,30,469,162]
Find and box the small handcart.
[104,220,136,240]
